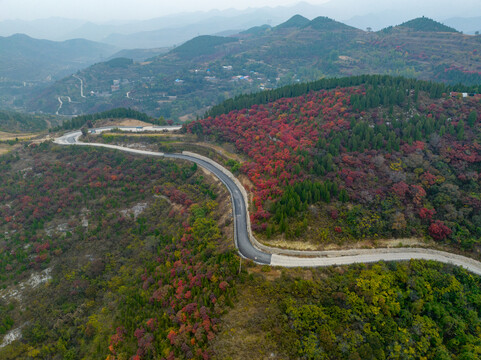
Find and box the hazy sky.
[1,0,329,21]
[2,0,480,22]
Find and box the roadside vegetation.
[214,261,481,359]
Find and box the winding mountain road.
[54,128,481,275]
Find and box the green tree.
[468,111,477,127]
[457,119,465,140]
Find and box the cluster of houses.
[450,92,478,98]
[111,79,130,92]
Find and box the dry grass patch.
[247,267,282,281]
[0,132,33,141]
[193,142,245,163]
[0,145,11,155]
[212,281,289,360]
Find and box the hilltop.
[171,35,238,60]
[382,16,459,34]
[398,17,459,33]
[307,16,357,31]
[0,34,118,82]
[275,14,310,29]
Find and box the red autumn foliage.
[219,281,229,291]
[429,220,452,241]
[392,182,410,199]
[419,208,436,220]
[146,318,157,332]
[420,172,437,186]
[182,83,481,246]
[186,89,357,221]
[410,185,426,206]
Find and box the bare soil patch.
[192,142,245,163]
[94,118,154,128]
[260,236,432,252]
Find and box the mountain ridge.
[0,34,118,82]
[8,15,481,119]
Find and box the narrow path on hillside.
[56,97,63,115]
[54,128,481,275]
[72,75,86,98]
[56,96,73,115]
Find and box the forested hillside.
[216,261,481,359]
[384,17,459,33]
[203,75,470,118]
[172,36,237,60]
[0,144,240,358]
[1,137,481,360]
[0,110,59,132]
[2,76,481,358]
[187,75,481,249]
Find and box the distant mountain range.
[0,1,480,49]
[20,15,481,120]
[0,4,326,48]
[0,34,118,82]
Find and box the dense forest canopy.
[221,261,481,360]
[204,75,478,119]
[0,144,239,359]
[187,75,481,248]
